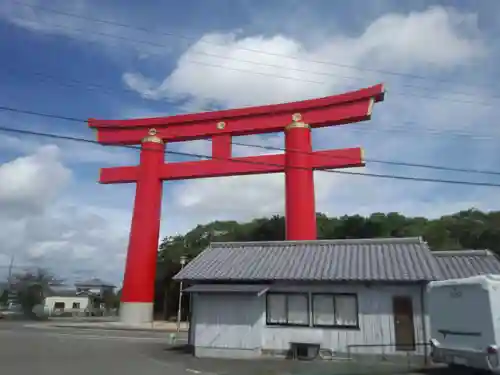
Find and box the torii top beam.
[89,84,385,145]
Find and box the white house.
[41,286,92,316]
[173,238,500,361]
[44,296,91,315]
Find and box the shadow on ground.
[147,344,449,375]
[165,344,194,355]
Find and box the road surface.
[0,321,192,375]
[0,321,455,375]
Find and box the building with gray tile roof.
[433,249,500,280]
[176,237,500,361]
[74,278,116,288]
[174,237,443,282]
[45,285,80,297]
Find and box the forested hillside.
[154,208,500,318]
[158,209,500,264]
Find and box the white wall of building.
[44,296,91,315]
[190,283,430,359]
[191,293,263,358]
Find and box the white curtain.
[267,294,287,324]
[287,294,309,325]
[267,293,357,327]
[313,294,335,326]
[335,295,357,326]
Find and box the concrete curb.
[26,323,188,333]
[54,324,187,333]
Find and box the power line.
[3,66,499,142]
[6,13,497,108]
[0,105,83,123]
[0,104,499,177]
[5,25,495,105]
[11,0,492,91]
[361,125,498,142]
[230,139,500,177]
[0,123,499,188]
[3,66,143,99]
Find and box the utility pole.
[6,255,16,307]
[7,255,14,289]
[176,255,187,333]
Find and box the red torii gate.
[89,83,385,324]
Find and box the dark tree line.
[154,208,500,319]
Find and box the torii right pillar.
[284,113,317,240]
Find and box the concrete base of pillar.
[120,302,154,325]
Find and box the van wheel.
[448,364,485,374]
[448,364,466,373]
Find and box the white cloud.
[0,131,138,166]
[357,6,484,68]
[123,6,486,109]
[0,145,71,217]
[0,0,176,61]
[165,169,499,235]
[123,6,499,233]
[0,146,129,284]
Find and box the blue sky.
[0,0,499,284]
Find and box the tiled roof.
[173,237,443,282]
[184,284,269,294]
[45,286,79,297]
[434,250,500,280]
[74,278,116,288]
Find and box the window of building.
[72,302,80,309]
[312,293,358,328]
[54,302,65,310]
[266,293,309,326]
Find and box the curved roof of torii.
[88,84,385,145]
[89,83,385,129]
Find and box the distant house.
[74,278,116,297]
[42,285,92,316]
[173,237,500,361]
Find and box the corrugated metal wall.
[191,283,429,358]
[192,293,263,350]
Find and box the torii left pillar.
[120,131,164,324]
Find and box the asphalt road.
[0,321,458,375]
[0,321,192,375]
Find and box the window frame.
[265,292,310,327]
[311,293,359,329]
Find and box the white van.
[428,274,500,373]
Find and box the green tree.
[101,288,119,311]
[154,208,500,318]
[157,209,500,263]
[0,289,7,306]
[11,268,61,316]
